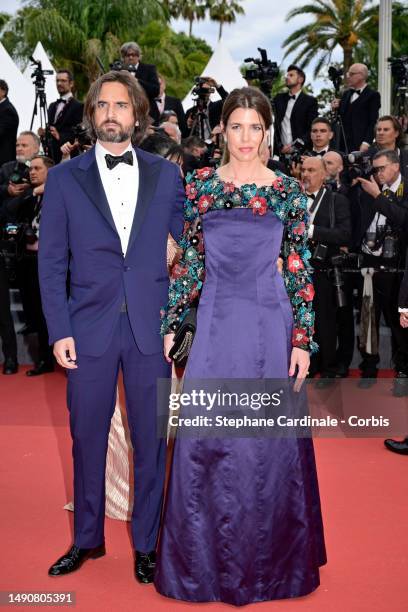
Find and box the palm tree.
[282,0,378,77]
[208,0,245,40]
[164,0,207,36]
[10,0,164,93]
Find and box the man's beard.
[95,122,134,143]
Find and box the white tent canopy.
[23,41,59,125]
[0,41,35,132]
[182,40,247,111]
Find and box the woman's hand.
[289,347,310,391]
[164,333,175,363]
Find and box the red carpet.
[1,367,407,611]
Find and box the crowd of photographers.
[1,43,408,405]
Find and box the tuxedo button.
[124,266,131,271]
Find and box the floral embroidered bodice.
[161,167,317,352]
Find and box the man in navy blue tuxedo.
[39,71,184,581]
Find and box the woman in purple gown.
[156,87,326,605]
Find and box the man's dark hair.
[0,79,9,95]
[287,64,306,85]
[373,149,400,164]
[31,155,55,169]
[57,69,74,82]
[311,117,333,130]
[139,132,173,156]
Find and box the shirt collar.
[59,92,73,102]
[383,174,402,193]
[95,141,135,166]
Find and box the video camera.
[72,123,93,148]
[244,48,279,96]
[341,151,373,184]
[0,222,37,281]
[110,59,138,75]
[192,77,215,100]
[9,162,30,185]
[30,56,53,92]
[328,66,343,96]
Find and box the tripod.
[30,77,53,158]
[189,98,212,140]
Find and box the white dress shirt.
[54,92,73,121]
[350,83,367,104]
[281,91,301,146]
[95,141,139,255]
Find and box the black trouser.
[16,253,53,364]
[357,270,408,376]
[0,256,17,361]
[336,271,359,369]
[310,269,339,376]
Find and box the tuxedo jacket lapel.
[126,149,161,255]
[71,148,118,235]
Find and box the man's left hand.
[359,142,370,152]
[49,126,60,140]
[357,175,381,199]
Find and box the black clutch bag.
[168,307,197,368]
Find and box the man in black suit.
[0,80,19,167]
[332,63,381,153]
[273,65,318,157]
[310,117,338,157]
[156,74,188,137]
[355,149,408,393]
[185,77,229,138]
[120,42,160,123]
[367,115,408,183]
[41,69,83,163]
[301,156,351,383]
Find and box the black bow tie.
[307,193,316,200]
[288,94,296,100]
[105,151,133,170]
[57,98,67,104]
[351,89,361,95]
[312,149,327,156]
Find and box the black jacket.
[367,145,408,184]
[48,96,84,162]
[0,98,19,167]
[133,62,160,122]
[309,188,351,267]
[273,91,318,151]
[162,94,188,137]
[338,87,381,152]
[186,85,229,134]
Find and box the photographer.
[367,115,408,182]
[273,65,318,158]
[332,63,381,152]
[5,155,55,376]
[120,42,160,122]
[301,156,351,383]
[39,70,83,164]
[355,149,408,392]
[186,77,229,138]
[0,80,19,167]
[0,131,40,206]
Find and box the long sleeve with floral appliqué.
[160,172,205,335]
[281,177,318,353]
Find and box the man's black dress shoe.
[384,437,408,455]
[134,550,156,584]
[26,361,54,377]
[357,377,377,389]
[392,372,408,397]
[48,544,105,576]
[3,358,18,375]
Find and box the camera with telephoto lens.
[341,151,373,184]
[9,162,30,185]
[284,138,312,167]
[364,225,397,259]
[0,223,36,280]
[72,123,93,148]
[388,56,408,87]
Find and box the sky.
[1,0,345,92]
